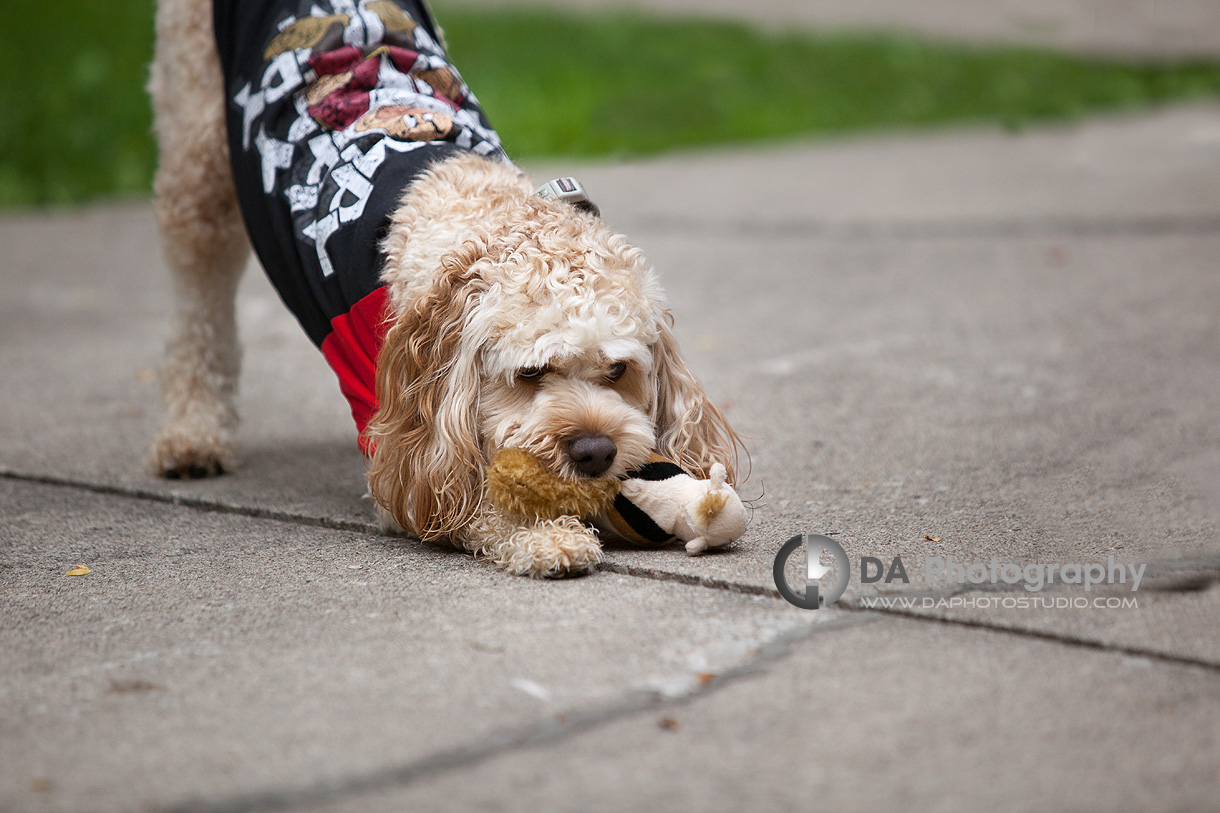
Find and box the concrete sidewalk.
[7,17,1220,813]
[3,101,1218,811]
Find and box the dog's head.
[365,156,740,539]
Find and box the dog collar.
[537,177,600,217]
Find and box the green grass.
[0,0,158,208]
[6,2,1220,208]
[447,11,1220,157]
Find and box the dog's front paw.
[149,423,236,479]
[477,515,603,578]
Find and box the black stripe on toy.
[612,493,676,545]
[626,460,685,482]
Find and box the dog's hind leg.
[148,0,250,478]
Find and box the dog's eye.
[516,366,548,384]
[606,362,628,382]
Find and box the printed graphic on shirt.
[231,0,506,281]
[217,0,505,444]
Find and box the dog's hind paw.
[150,425,236,479]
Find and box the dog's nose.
[568,434,617,477]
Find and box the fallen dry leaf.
[924,535,942,543]
[65,565,92,576]
[658,715,680,731]
[696,672,715,685]
[108,679,162,694]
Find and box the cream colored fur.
[148,0,251,478]
[150,0,743,577]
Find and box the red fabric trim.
[320,287,391,455]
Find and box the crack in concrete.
[153,613,874,813]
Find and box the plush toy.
[600,457,748,555]
[486,448,619,521]
[486,449,747,556]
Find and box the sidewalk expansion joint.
[0,468,379,536]
[626,213,1220,241]
[595,560,779,597]
[605,560,1220,673]
[862,605,1220,674]
[7,467,1218,675]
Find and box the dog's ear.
[650,312,745,485]
[365,240,487,539]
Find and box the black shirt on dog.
[213,0,507,446]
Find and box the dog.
[149,0,742,577]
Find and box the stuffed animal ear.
[650,314,745,485]
[365,241,488,539]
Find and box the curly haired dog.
[149,0,741,577]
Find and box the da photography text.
[773,534,1147,610]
